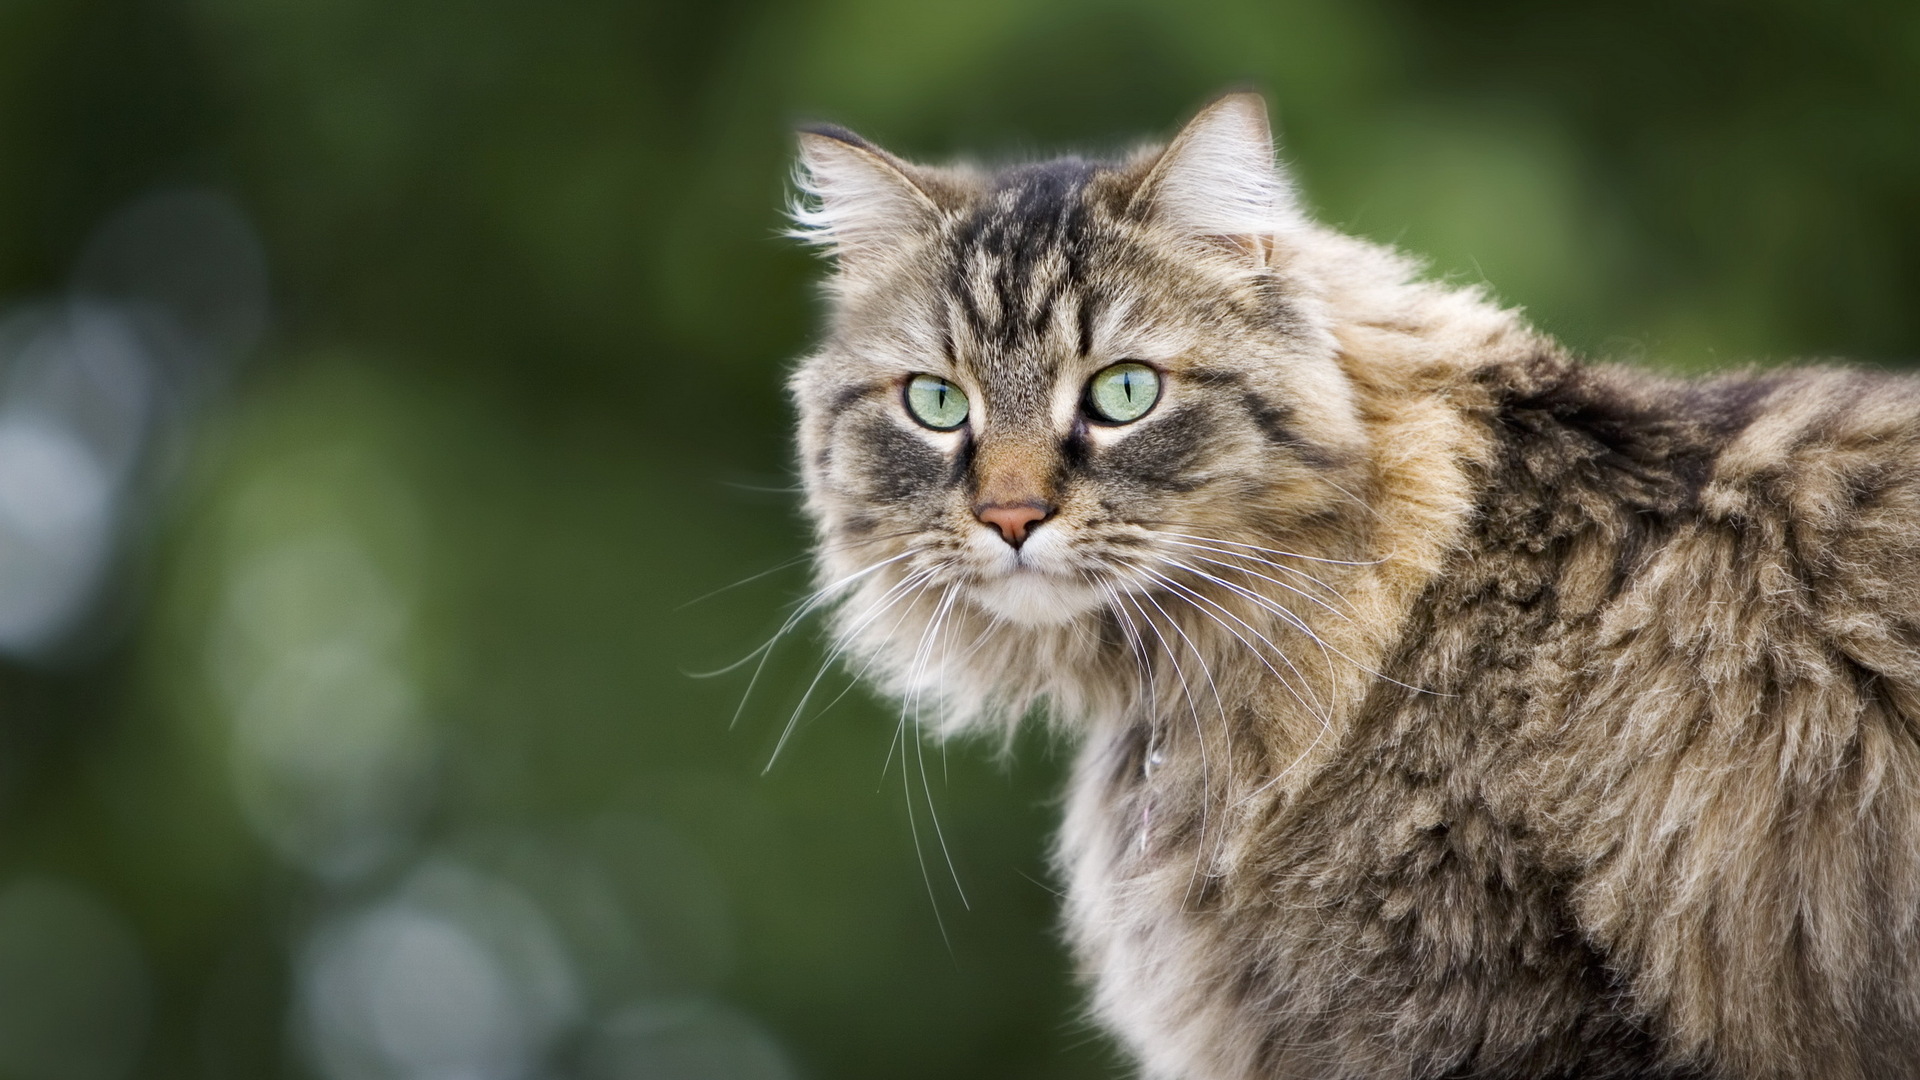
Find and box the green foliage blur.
[0,0,1914,1076]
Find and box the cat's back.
[1373,354,1920,1077]
[1472,354,1920,1078]
[1471,354,1920,719]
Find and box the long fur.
[787,92,1920,1079]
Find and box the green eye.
[1087,362,1161,424]
[904,375,969,430]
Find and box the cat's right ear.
[789,126,943,272]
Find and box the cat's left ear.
[1129,91,1300,265]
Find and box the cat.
[784,91,1920,1079]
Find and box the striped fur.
[787,93,1920,1078]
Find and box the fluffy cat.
[785,92,1920,1079]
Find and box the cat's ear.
[1129,92,1298,264]
[790,125,944,271]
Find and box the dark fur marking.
[1189,366,1337,467]
[1237,390,1314,454]
[798,123,871,151]
[945,268,985,341]
[1255,290,1312,344]
[950,429,977,488]
[1490,353,1734,521]
[826,379,888,422]
[1684,374,1783,439]
[1101,403,1213,490]
[852,417,951,503]
[947,160,1097,349]
[1060,420,1092,473]
[1028,274,1065,341]
[1110,722,1150,786]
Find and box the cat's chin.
[966,571,1105,627]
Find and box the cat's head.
[788,94,1372,710]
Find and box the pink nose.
[975,501,1053,547]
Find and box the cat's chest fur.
[1062,710,1674,1080]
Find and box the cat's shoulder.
[1536,356,1920,685]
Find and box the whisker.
[719,479,805,495]
[1174,564,1350,681]
[901,735,953,954]
[1099,581,1156,702]
[1317,476,1378,519]
[1157,541,1357,619]
[917,622,967,907]
[1142,566,1331,724]
[691,547,919,682]
[1137,587,1229,729]
[675,529,919,612]
[1156,559,1346,683]
[1141,526,1386,567]
[1140,570,1343,805]
[1121,589,1221,901]
[702,549,925,743]
[882,584,964,783]
[898,583,964,951]
[674,555,813,613]
[1175,560,1445,698]
[766,567,935,771]
[1142,533,1350,599]
[913,587,970,909]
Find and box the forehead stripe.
[945,159,1096,349]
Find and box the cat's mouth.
[962,527,1108,625]
[966,569,1106,626]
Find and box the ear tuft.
[1131,92,1298,253]
[789,127,942,268]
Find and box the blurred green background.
[0,1,1914,1077]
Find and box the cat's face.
[791,96,1367,633]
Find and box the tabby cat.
[785,92,1920,1079]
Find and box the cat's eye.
[904,374,970,430]
[1086,362,1162,424]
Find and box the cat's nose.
[975,501,1054,548]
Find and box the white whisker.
[1144,527,1386,567]
[897,582,967,948]
[675,529,920,613]
[1174,560,1444,698]
[694,546,920,729]
[914,587,970,909]
[1152,539,1356,617]
[767,566,935,771]
[1099,581,1156,703]
[1124,588,1226,904]
[1142,565,1331,725]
